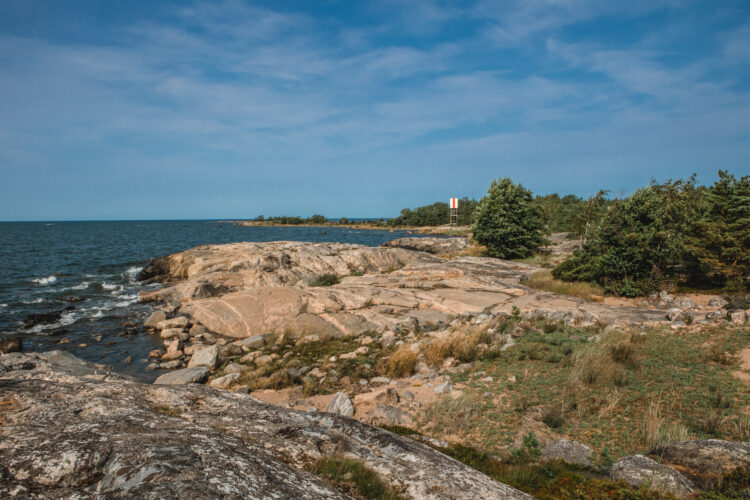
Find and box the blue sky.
[1,0,749,220]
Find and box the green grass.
[418,322,750,458]
[521,270,605,300]
[313,457,404,500]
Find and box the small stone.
[402,390,415,402]
[223,363,247,375]
[507,375,517,383]
[154,366,209,385]
[360,336,374,345]
[208,372,241,389]
[145,362,159,371]
[93,335,102,342]
[339,351,357,360]
[156,316,189,330]
[160,360,182,369]
[481,376,493,382]
[236,334,272,350]
[355,346,369,355]
[368,404,412,426]
[254,355,274,366]
[709,297,728,308]
[124,356,133,364]
[326,392,354,417]
[666,308,685,321]
[78,343,87,348]
[728,310,747,324]
[187,345,219,369]
[359,379,369,386]
[160,328,186,339]
[371,376,390,385]
[144,310,167,329]
[328,355,337,362]
[433,380,452,394]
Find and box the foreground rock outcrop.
[0,351,530,499]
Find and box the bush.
[310,274,340,286]
[552,171,749,296]
[472,178,546,259]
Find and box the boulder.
[434,380,452,394]
[674,298,696,310]
[208,372,241,389]
[223,362,247,375]
[666,308,685,321]
[326,392,354,417]
[649,440,750,483]
[368,404,412,426]
[237,334,272,350]
[709,297,728,308]
[156,316,189,330]
[611,455,695,498]
[728,310,747,324]
[187,345,219,370]
[144,310,167,329]
[0,336,22,354]
[153,366,209,385]
[542,439,593,467]
[160,328,186,339]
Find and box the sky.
[1,0,749,221]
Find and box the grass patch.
[310,273,340,286]
[380,344,418,378]
[435,442,674,500]
[313,457,404,500]
[423,326,488,366]
[430,322,750,459]
[522,270,605,300]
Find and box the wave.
[71,281,91,290]
[124,266,142,282]
[32,275,57,285]
[0,303,6,309]
[21,297,45,304]
[27,310,78,334]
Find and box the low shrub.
[310,273,340,286]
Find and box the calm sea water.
[0,220,417,380]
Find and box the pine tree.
[472,178,545,259]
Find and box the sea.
[0,220,419,381]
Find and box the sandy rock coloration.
[0,351,530,499]
[138,239,677,342]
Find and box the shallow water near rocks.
[0,220,420,381]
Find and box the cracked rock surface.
[138,240,669,339]
[0,351,530,499]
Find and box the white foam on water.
[28,310,78,334]
[21,297,45,304]
[0,303,6,309]
[101,282,123,291]
[71,281,91,290]
[32,275,57,285]
[124,266,142,282]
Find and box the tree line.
[467,171,747,296]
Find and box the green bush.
[552,172,749,296]
[472,178,546,259]
[310,273,340,286]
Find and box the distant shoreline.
[221,220,472,237]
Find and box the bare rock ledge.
[0,351,530,499]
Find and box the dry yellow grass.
[522,270,604,300]
[383,344,418,378]
[641,401,689,447]
[424,327,486,366]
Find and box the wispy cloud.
[0,0,748,220]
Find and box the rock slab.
[0,352,530,499]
